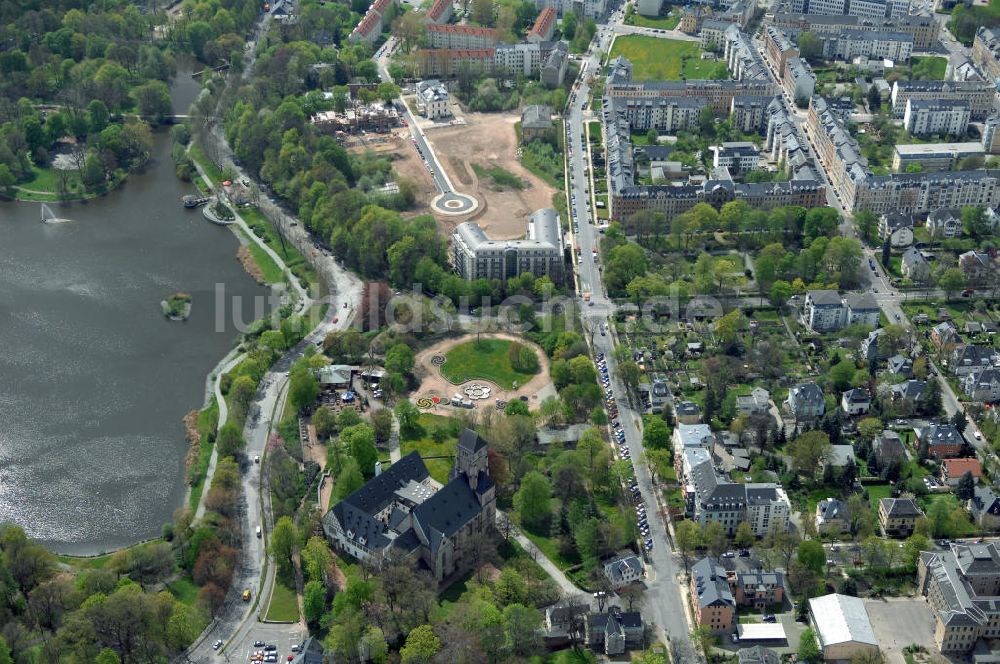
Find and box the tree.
[951,410,968,433]
[400,625,441,664]
[230,375,257,424]
[133,80,172,124]
[646,127,658,145]
[371,409,393,444]
[797,31,822,60]
[312,406,337,441]
[642,416,670,449]
[271,517,297,582]
[342,423,378,477]
[376,82,401,103]
[956,470,976,501]
[797,539,826,574]
[333,458,364,504]
[289,368,319,411]
[733,522,755,549]
[788,430,832,481]
[395,400,421,437]
[798,627,821,663]
[703,521,727,557]
[858,417,883,442]
[216,421,246,459]
[690,624,716,657]
[504,604,542,656]
[939,268,966,300]
[514,471,552,533]
[94,650,120,664]
[304,580,326,626]
[675,520,701,569]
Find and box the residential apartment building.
[902,246,931,282]
[528,6,557,42]
[426,23,498,49]
[918,542,1000,654]
[892,143,984,172]
[424,0,452,23]
[969,486,1000,531]
[879,497,924,537]
[903,99,971,138]
[732,569,785,608]
[802,289,879,331]
[534,0,606,19]
[415,80,450,119]
[764,26,798,77]
[918,423,966,458]
[730,95,775,133]
[686,460,791,536]
[951,344,999,376]
[541,42,569,87]
[724,25,769,81]
[713,142,761,172]
[964,368,1000,402]
[973,26,1000,84]
[451,208,564,283]
[890,80,995,121]
[787,0,909,17]
[349,0,396,44]
[959,249,994,285]
[495,41,543,76]
[701,19,735,50]
[771,12,938,49]
[415,48,494,77]
[927,207,963,238]
[851,169,1000,216]
[691,557,736,634]
[783,57,816,104]
[786,381,826,420]
[819,28,913,62]
[805,95,870,209]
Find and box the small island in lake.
[161,292,192,321]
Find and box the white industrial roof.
[808,594,878,648]
[736,623,786,641]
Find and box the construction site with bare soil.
[425,110,559,240]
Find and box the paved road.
[566,9,698,659]
[374,41,477,214]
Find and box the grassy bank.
[187,399,220,510]
[265,581,299,622]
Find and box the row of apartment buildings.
[770,11,939,49]
[603,56,827,223]
[783,0,909,20]
[413,37,568,85]
[349,0,396,44]
[765,22,912,65]
[804,95,1000,215]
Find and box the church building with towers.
[321,428,496,582]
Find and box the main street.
[566,9,698,659]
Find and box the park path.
[501,514,582,596]
[188,154,311,522]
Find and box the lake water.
[0,68,267,554]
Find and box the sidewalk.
[504,516,582,596]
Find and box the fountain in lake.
[40,203,72,224]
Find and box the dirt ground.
[426,111,559,240]
[411,333,556,412]
[346,130,438,218]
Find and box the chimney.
[375,461,382,476]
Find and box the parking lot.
[864,597,937,664]
[228,622,307,663]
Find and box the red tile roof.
[371,0,394,14]
[943,457,982,480]
[529,7,556,39]
[353,11,381,36]
[426,0,450,20]
[426,22,497,37]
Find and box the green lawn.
[626,11,680,29]
[911,56,947,80]
[167,575,202,608]
[57,552,115,570]
[399,413,458,484]
[440,338,540,390]
[236,227,285,285]
[187,399,220,510]
[189,142,224,184]
[609,36,705,80]
[265,582,299,622]
[471,163,525,190]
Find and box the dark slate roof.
[881,497,923,518]
[842,388,870,404]
[922,424,964,448]
[412,475,485,553]
[457,428,487,454]
[971,485,1000,518]
[891,379,927,402]
[290,637,325,664]
[692,557,735,609]
[791,382,824,405]
[391,528,422,554]
[325,451,430,550]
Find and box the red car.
[332,317,338,324]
